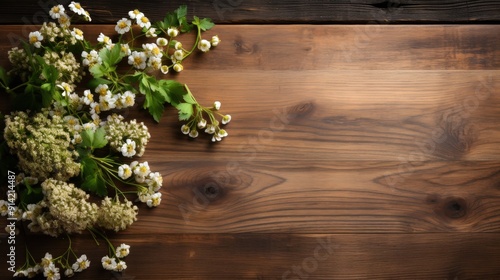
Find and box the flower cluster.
[105,114,150,157]
[0,2,230,278]
[3,110,80,182]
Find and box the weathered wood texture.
[0,20,499,280]
[0,0,499,24]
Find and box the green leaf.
[89,64,104,78]
[176,5,187,19]
[144,89,166,122]
[93,127,108,149]
[80,156,107,196]
[175,102,194,121]
[162,80,187,106]
[79,128,108,150]
[20,187,43,207]
[193,16,214,31]
[183,93,197,104]
[0,66,9,87]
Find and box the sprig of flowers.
[0,2,229,278]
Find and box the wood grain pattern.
[1,233,500,279]
[0,21,499,280]
[0,0,499,24]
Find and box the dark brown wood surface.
[0,2,499,280]
[0,0,499,24]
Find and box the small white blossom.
[97,33,112,45]
[156,37,168,47]
[147,172,163,191]
[189,129,199,138]
[147,57,162,70]
[173,63,183,72]
[174,49,184,61]
[29,31,43,48]
[213,101,221,110]
[101,256,116,271]
[134,161,150,177]
[174,41,183,50]
[90,102,101,115]
[72,254,90,272]
[222,114,232,124]
[71,28,84,40]
[118,164,133,180]
[167,27,179,37]
[95,84,109,96]
[146,192,162,207]
[211,35,221,46]
[64,268,74,277]
[160,65,169,74]
[181,124,190,135]
[218,129,228,138]
[115,243,131,258]
[115,18,131,34]
[69,2,86,16]
[43,263,60,280]
[128,51,147,69]
[212,135,222,142]
[198,39,211,52]
[129,9,143,19]
[121,139,137,157]
[49,5,65,19]
[120,91,135,107]
[146,27,157,37]
[41,252,53,268]
[58,13,71,27]
[197,119,207,129]
[83,89,94,105]
[136,14,151,29]
[204,124,216,134]
[114,260,127,272]
[81,50,101,66]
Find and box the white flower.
[90,102,101,115]
[95,84,109,96]
[134,162,150,177]
[156,37,168,47]
[115,243,131,258]
[71,28,84,40]
[99,94,117,111]
[57,82,73,96]
[146,192,162,207]
[146,27,157,37]
[128,51,147,69]
[69,2,86,16]
[49,5,65,19]
[147,57,162,70]
[218,129,228,138]
[72,254,90,272]
[121,139,137,157]
[43,263,60,280]
[160,65,169,74]
[148,172,163,191]
[0,200,9,216]
[143,43,163,58]
[198,39,211,52]
[118,164,133,180]
[212,135,222,142]
[120,43,131,56]
[81,50,101,66]
[82,89,94,105]
[211,35,221,47]
[72,134,82,145]
[189,129,199,138]
[174,49,184,61]
[136,14,151,29]
[101,256,117,271]
[197,119,207,129]
[167,27,179,37]
[29,31,43,48]
[82,122,97,132]
[181,124,190,135]
[13,270,27,277]
[174,41,183,50]
[128,9,143,20]
[222,114,232,124]
[204,124,216,134]
[115,18,132,34]
[213,101,221,110]
[97,33,112,45]
[120,91,135,107]
[64,268,74,277]
[41,252,53,268]
[173,63,183,72]
[58,13,71,27]
[114,260,127,272]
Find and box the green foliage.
[80,127,108,150]
[192,16,215,31]
[175,103,194,121]
[156,5,193,33]
[79,155,107,196]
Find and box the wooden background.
[1,0,500,279]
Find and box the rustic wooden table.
[1,1,499,279]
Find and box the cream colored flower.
[198,39,211,52]
[49,5,65,19]
[115,18,132,34]
[118,164,133,180]
[72,254,90,272]
[115,243,131,258]
[121,139,136,157]
[29,31,43,48]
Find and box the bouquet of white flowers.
[0,2,230,278]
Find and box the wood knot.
[234,36,259,55]
[428,195,468,220]
[287,101,315,120]
[433,113,476,160]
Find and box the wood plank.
[0,0,499,24]
[1,233,500,279]
[1,25,499,70]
